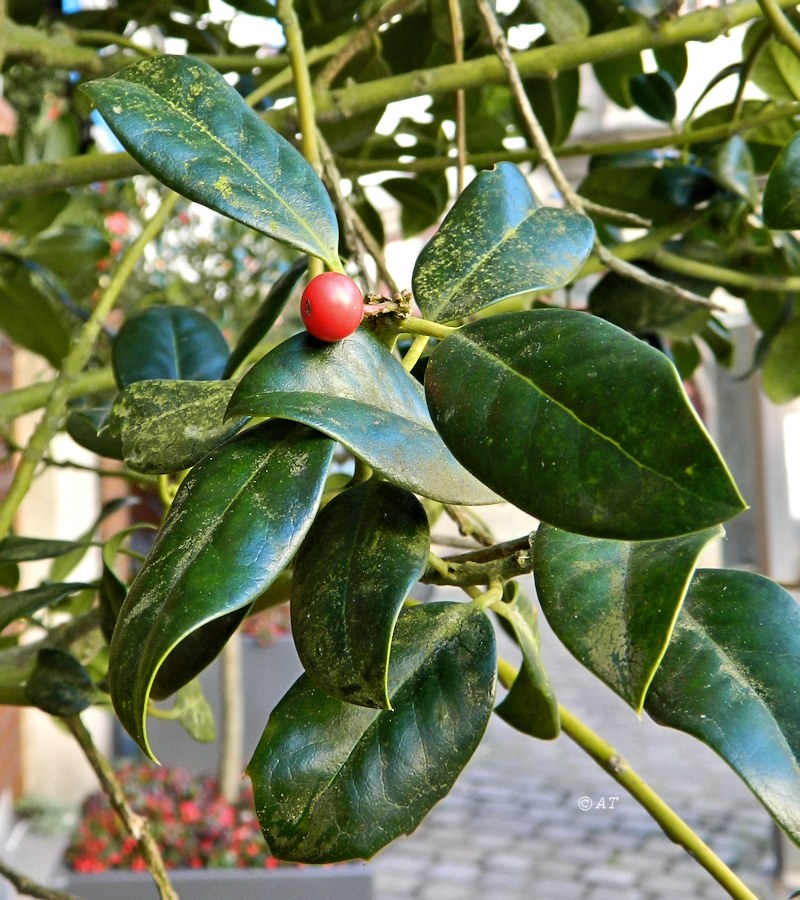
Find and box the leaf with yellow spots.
[81,55,340,268]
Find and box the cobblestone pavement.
[368,611,784,900]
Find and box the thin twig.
[475,0,717,310]
[0,858,81,900]
[65,715,178,900]
[448,0,467,195]
[314,0,423,89]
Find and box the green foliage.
[1,1,800,893]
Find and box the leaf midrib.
[99,75,327,258]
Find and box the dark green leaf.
[0,563,19,591]
[66,404,124,460]
[112,306,229,388]
[26,649,96,716]
[108,420,335,759]
[654,45,688,87]
[495,584,559,739]
[588,269,711,339]
[524,64,580,148]
[527,0,589,42]
[413,163,594,322]
[107,380,245,474]
[534,524,723,711]
[380,174,449,239]
[223,257,307,379]
[227,330,497,506]
[0,536,90,563]
[248,601,496,862]
[579,163,677,224]
[713,135,757,207]
[763,132,800,229]
[593,54,644,109]
[81,56,340,267]
[0,259,71,367]
[630,71,677,123]
[669,338,701,379]
[425,310,746,539]
[0,582,94,634]
[22,225,109,278]
[652,164,716,209]
[762,318,800,403]
[292,481,430,709]
[646,569,800,843]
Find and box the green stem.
[338,100,800,174]
[0,367,115,424]
[314,0,795,123]
[756,0,800,57]
[65,715,178,900]
[653,248,800,292]
[0,153,144,202]
[277,0,336,278]
[397,317,456,341]
[401,334,430,372]
[495,658,759,899]
[557,704,760,900]
[0,192,179,543]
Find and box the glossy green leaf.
[495,584,559,739]
[0,582,94,633]
[26,649,96,716]
[594,54,644,109]
[588,269,711,339]
[291,481,430,709]
[425,310,746,539]
[534,523,723,711]
[0,536,90,563]
[66,404,124,460]
[763,132,800,229]
[81,56,339,267]
[0,563,19,591]
[654,44,688,87]
[412,163,594,323]
[652,164,716,209]
[223,257,307,379]
[630,70,677,123]
[227,330,497,506]
[524,63,580,148]
[579,163,677,224]
[713,135,757,207]
[108,420,335,759]
[22,225,109,278]
[646,569,800,843]
[762,319,800,403]
[107,380,245,474]
[112,306,229,388]
[0,258,71,367]
[248,601,496,863]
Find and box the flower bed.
[60,763,373,899]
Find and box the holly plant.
[0,4,799,900]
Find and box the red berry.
[300,272,364,342]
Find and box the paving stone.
[418,882,474,900]
[427,862,482,884]
[479,869,531,891]
[583,864,639,888]
[373,872,424,895]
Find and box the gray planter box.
[60,864,373,900]
[145,636,304,775]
